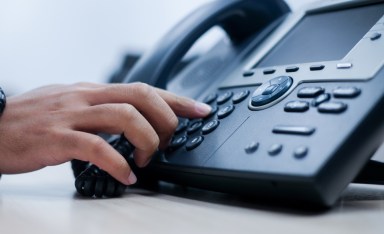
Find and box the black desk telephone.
[72,0,384,207]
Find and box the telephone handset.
[124,0,289,88]
[74,0,384,207]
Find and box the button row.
[284,86,361,114]
[297,86,361,98]
[203,90,250,105]
[170,119,220,151]
[169,135,204,151]
[243,61,358,78]
[244,141,309,159]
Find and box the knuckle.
[166,113,178,133]
[133,82,155,100]
[72,82,92,87]
[148,134,160,151]
[119,103,137,121]
[173,96,186,110]
[86,135,107,155]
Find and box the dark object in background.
[108,53,195,84]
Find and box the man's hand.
[0,82,211,185]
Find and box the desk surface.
[1,163,384,234]
[1,1,383,233]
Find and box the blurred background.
[0,0,318,95]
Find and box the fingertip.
[194,102,212,116]
[133,150,152,168]
[127,171,137,185]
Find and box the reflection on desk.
[0,164,383,234]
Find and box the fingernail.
[127,171,137,185]
[195,102,212,115]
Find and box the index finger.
[154,88,212,118]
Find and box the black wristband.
[0,87,5,180]
[0,87,6,116]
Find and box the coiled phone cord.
[72,134,135,198]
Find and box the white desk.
[1,162,384,234]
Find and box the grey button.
[318,102,347,114]
[312,93,331,107]
[245,142,259,154]
[370,32,382,41]
[297,87,325,98]
[284,101,310,112]
[333,87,361,98]
[273,125,316,136]
[294,146,308,159]
[337,63,353,69]
[268,144,283,156]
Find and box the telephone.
[73,0,384,207]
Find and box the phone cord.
[72,135,135,197]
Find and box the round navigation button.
[251,76,293,107]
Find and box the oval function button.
[185,136,204,151]
[217,105,235,119]
[272,125,316,136]
[175,120,188,135]
[312,93,331,107]
[251,76,293,107]
[202,120,220,135]
[333,87,361,98]
[286,66,299,73]
[284,101,310,112]
[263,68,276,75]
[337,63,353,69]
[309,64,325,71]
[217,91,233,105]
[243,70,254,77]
[204,105,218,119]
[370,32,381,41]
[245,141,259,154]
[187,121,203,134]
[318,102,347,113]
[169,136,188,150]
[294,146,309,159]
[232,90,250,104]
[297,87,325,98]
[268,144,283,156]
[203,93,217,104]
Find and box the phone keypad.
[168,89,250,152]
